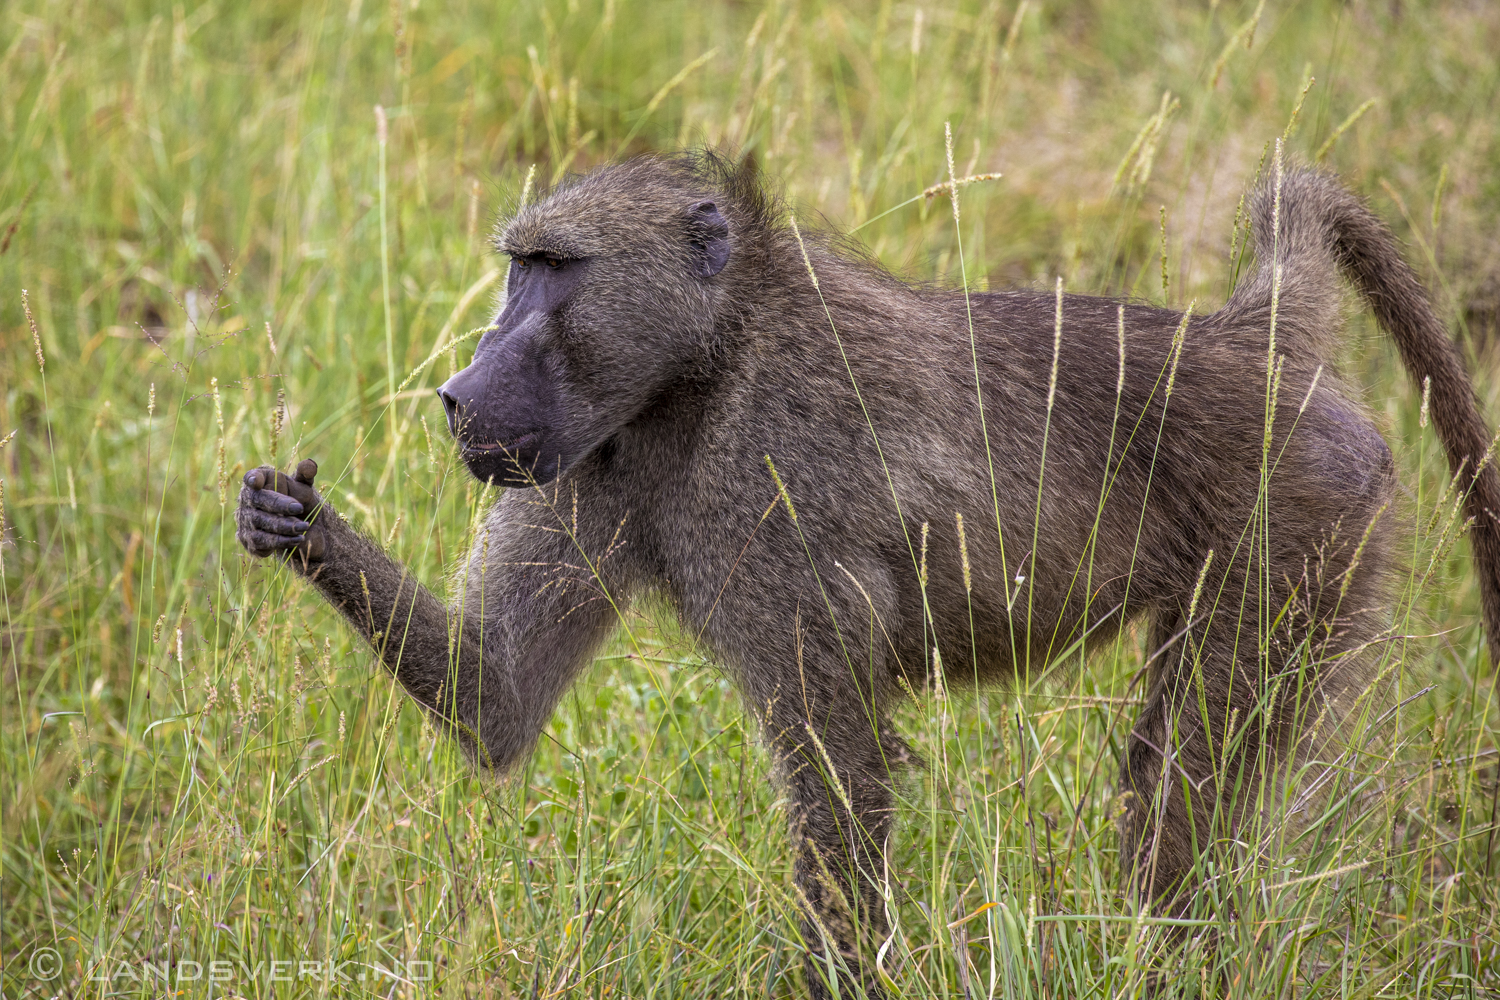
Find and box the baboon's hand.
[236,459,329,567]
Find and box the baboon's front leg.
[235,461,631,770]
[756,668,906,1000]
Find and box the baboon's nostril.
[437,387,462,434]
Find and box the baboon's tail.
[1220,164,1500,650]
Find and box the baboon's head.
[438,154,764,486]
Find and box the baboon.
[237,151,1500,997]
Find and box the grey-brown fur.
[236,152,1499,998]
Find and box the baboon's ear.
[688,200,730,278]
[732,150,760,187]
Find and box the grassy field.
[3,0,1499,996]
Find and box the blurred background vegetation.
[2,0,1498,996]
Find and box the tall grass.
[2,0,1498,996]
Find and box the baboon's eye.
[545,256,563,269]
[515,258,531,269]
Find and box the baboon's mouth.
[462,432,539,455]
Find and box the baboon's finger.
[246,487,305,517]
[294,458,318,486]
[244,468,267,490]
[242,508,311,536]
[265,468,322,512]
[238,528,302,555]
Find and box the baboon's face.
[437,171,730,486]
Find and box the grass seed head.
[1047,276,1063,411]
[22,289,44,373]
[1159,205,1169,300]
[919,520,930,588]
[1164,302,1195,400]
[788,215,818,290]
[764,454,798,522]
[270,388,285,463]
[1187,549,1215,626]
[212,377,226,504]
[956,512,971,594]
[1116,304,1126,395]
[944,120,960,226]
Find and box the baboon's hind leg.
[1118,612,1274,909]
